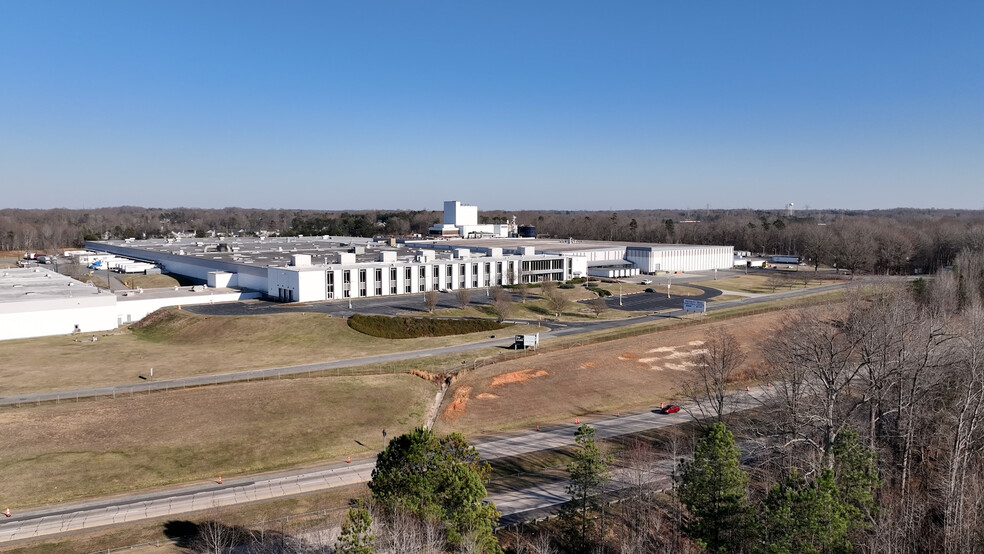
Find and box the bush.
[558,283,575,289]
[585,285,612,297]
[348,314,505,339]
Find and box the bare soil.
[434,310,783,435]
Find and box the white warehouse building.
[86,236,589,304]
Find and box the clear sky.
[1,1,982,211]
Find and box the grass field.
[0,308,529,396]
[690,273,828,294]
[118,273,195,289]
[0,374,435,509]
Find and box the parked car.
[641,279,653,285]
[660,404,681,414]
[644,288,656,293]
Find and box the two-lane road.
[0,388,769,544]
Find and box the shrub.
[348,314,505,339]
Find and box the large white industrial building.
[0,201,734,340]
[86,236,589,304]
[83,232,732,304]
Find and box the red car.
[661,404,681,414]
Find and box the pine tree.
[336,504,375,554]
[565,424,612,550]
[368,427,501,553]
[760,469,852,554]
[677,422,750,552]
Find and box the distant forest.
[3,206,984,275]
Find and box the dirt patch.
[442,385,473,420]
[490,369,549,387]
[434,310,784,435]
[410,369,447,383]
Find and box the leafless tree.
[683,329,747,422]
[941,307,984,552]
[588,296,608,318]
[194,519,235,553]
[424,290,440,313]
[518,282,530,303]
[490,287,513,323]
[764,307,869,470]
[455,288,471,309]
[541,280,569,317]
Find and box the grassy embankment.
[0,308,533,396]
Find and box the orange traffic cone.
[660,402,664,409]
[4,507,10,518]
[616,411,621,417]
[218,475,222,484]
[746,385,751,392]
[346,454,351,464]
[536,423,540,431]
[575,416,580,424]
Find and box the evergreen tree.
[760,469,852,554]
[565,424,612,550]
[368,427,501,553]
[336,504,375,554]
[677,422,750,552]
[831,427,880,524]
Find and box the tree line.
[4,206,984,275]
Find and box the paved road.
[0,388,768,544]
[0,281,849,407]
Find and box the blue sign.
[683,299,707,313]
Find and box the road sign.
[683,299,706,313]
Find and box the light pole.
[618,280,622,306]
[666,274,671,298]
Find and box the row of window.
[324,261,525,299]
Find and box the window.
[390,267,398,294]
[358,269,367,297]
[326,271,335,299]
[375,268,383,296]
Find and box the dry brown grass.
[433,310,785,436]
[0,374,436,509]
[118,273,187,289]
[690,273,826,294]
[0,308,527,396]
[0,485,367,554]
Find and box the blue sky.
[1,1,982,210]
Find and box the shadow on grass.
[164,519,293,551]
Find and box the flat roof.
[90,236,425,268]
[0,267,106,304]
[406,237,731,253]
